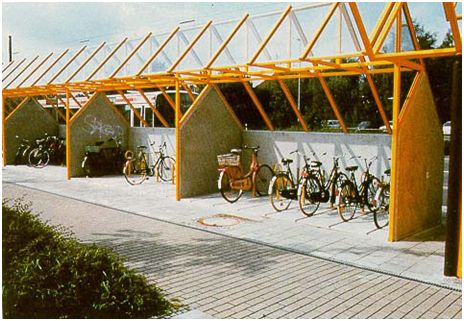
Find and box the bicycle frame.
[348,158,375,205]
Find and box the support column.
[66,91,71,180]
[445,60,462,277]
[2,95,6,167]
[175,79,181,201]
[388,64,401,241]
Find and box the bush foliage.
[2,198,178,319]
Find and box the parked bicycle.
[82,137,124,177]
[268,150,310,212]
[14,135,34,165]
[28,134,52,168]
[336,156,380,222]
[123,141,175,185]
[217,145,274,203]
[372,168,391,229]
[298,154,348,216]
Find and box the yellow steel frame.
[2,2,462,209]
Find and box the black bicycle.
[123,141,175,185]
[298,154,348,216]
[372,168,391,229]
[337,156,380,222]
[268,150,311,212]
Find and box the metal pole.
[444,60,461,276]
[66,91,71,180]
[8,35,12,62]
[2,95,6,166]
[175,79,181,200]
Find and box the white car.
[443,121,451,136]
[326,120,341,128]
[379,121,393,132]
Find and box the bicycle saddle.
[137,145,148,149]
[281,158,293,165]
[230,148,242,154]
[311,161,322,167]
[345,166,358,172]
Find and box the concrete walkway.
[2,165,460,291]
[3,182,462,319]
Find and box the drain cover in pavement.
[197,214,250,227]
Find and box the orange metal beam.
[212,84,244,130]
[168,21,213,72]
[39,96,66,122]
[370,3,396,45]
[47,45,87,84]
[179,85,211,125]
[157,86,179,114]
[136,89,170,127]
[65,42,106,83]
[373,3,403,54]
[16,53,53,88]
[5,97,29,122]
[117,90,149,127]
[3,58,26,81]
[347,3,374,59]
[277,79,309,132]
[248,5,292,65]
[300,3,339,60]
[181,83,196,102]
[175,79,181,199]
[2,95,7,166]
[205,14,249,68]
[57,96,75,116]
[4,55,39,89]
[318,77,348,133]
[137,27,180,76]
[243,81,274,131]
[86,37,128,81]
[66,90,71,180]
[398,72,422,126]
[443,2,462,54]
[30,49,69,86]
[110,32,152,78]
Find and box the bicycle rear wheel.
[218,169,243,203]
[123,158,148,185]
[298,176,321,217]
[373,184,390,229]
[337,180,357,221]
[269,173,295,212]
[254,164,274,196]
[158,156,176,182]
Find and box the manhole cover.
[197,214,252,227]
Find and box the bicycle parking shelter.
[2,3,462,277]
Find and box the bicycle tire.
[337,180,357,221]
[298,175,321,217]
[158,156,176,182]
[82,157,93,177]
[330,172,349,204]
[28,148,50,168]
[123,158,148,185]
[366,176,382,212]
[254,164,274,196]
[373,183,390,229]
[269,173,295,212]
[218,169,243,203]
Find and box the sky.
[2,1,461,66]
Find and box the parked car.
[379,121,393,132]
[325,119,341,129]
[356,121,371,131]
[443,121,451,136]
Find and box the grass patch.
[2,198,180,318]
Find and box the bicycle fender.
[217,171,225,190]
[268,175,278,195]
[81,156,89,169]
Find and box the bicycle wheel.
[298,176,321,217]
[373,184,390,229]
[123,158,148,185]
[254,164,274,196]
[28,148,50,168]
[269,173,295,212]
[330,172,349,205]
[337,180,357,221]
[158,156,176,182]
[218,169,243,203]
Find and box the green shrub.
[2,198,179,318]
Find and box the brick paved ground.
[3,183,461,319]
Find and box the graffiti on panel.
[83,115,123,139]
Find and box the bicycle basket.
[217,153,240,167]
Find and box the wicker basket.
[217,153,240,167]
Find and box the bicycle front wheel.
[298,176,321,217]
[373,184,390,229]
[269,173,295,212]
[337,180,357,222]
[254,164,274,196]
[218,169,243,203]
[158,156,176,182]
[28,148,50,168]
[123,159,148,185]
